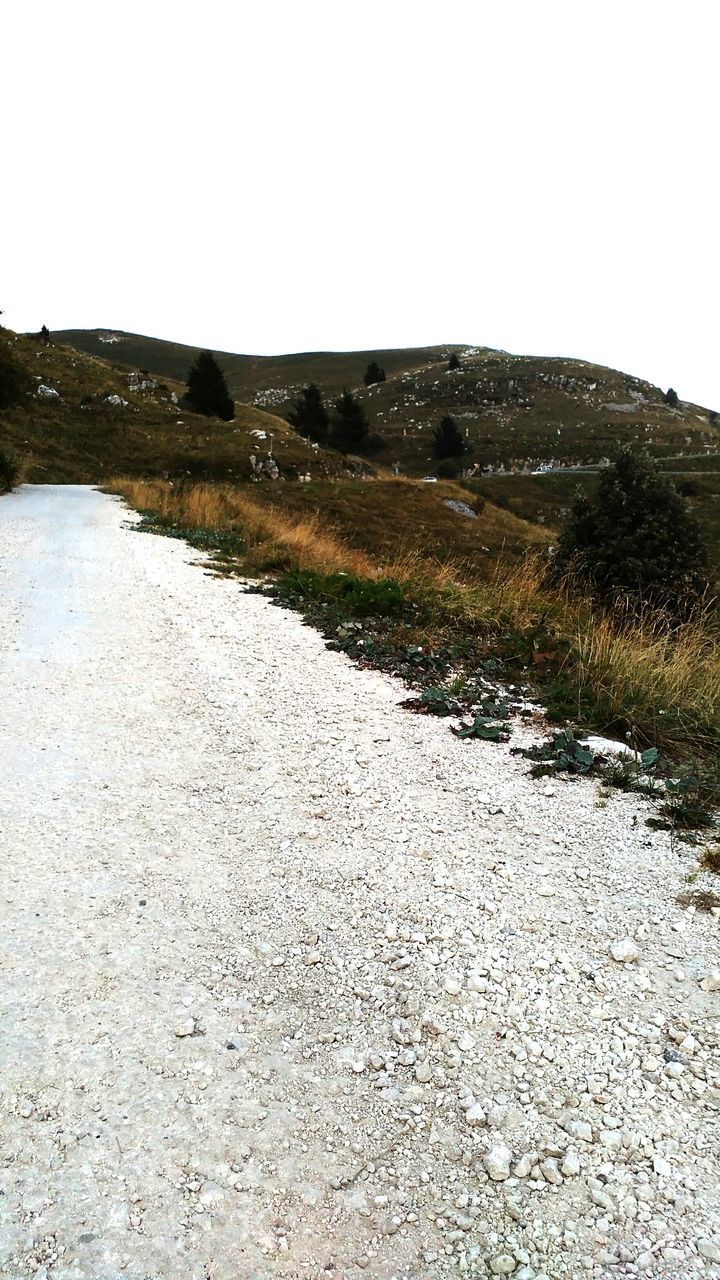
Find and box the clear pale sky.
[5,0,718,408]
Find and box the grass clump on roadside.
[110,475,720,766]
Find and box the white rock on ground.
[0,485,719,1280]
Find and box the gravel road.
[0,485,718,1280]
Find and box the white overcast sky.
[4,0,718,407]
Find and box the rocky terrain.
[55,330,720,475]
[0,486,718,1280]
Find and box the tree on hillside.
[363,360,386,386]
[448,352,461,371]
[0,449,19,493]
[664,387,679,407]
[0,344,32,410]
[553,446,711,617]
[185,351,234,420]
[330,389,370,453]
[286,383,330,445]
[433,415,467,460]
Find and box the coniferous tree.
[553,446,711,616]
[363,360,386,386]
[433,415,467,460]
[448,352,461,371]
[330,389,370,453]
[0,344,32,410]
[185,351,234,420]
[0,449,19,492]
[286,383,330,444]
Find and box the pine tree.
[553,446,711,616]
[185,351,234,420]
[433,415,467,460]
[363,360,386,386]
[0,344,32,410]
[330,389,370,453]
[448,352,461,371]
[286,383,330,444]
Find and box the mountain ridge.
[55,327,719,476]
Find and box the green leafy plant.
[520,728,597,776]
[409,685,462,716]
[454,715,511,742]
[279,569,408,616]
[603,745,660,794]
[655,771,718,832]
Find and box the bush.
[0,449,20,493]
[553,446,711,617]
[448,352,461,371]
[664,387,679,407]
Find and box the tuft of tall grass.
[115,479,376,577]
[570,611,720,754]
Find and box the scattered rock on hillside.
[444,498,478,519]
[249,453,280,480]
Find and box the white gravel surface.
[0,485,718,1280]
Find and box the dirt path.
[0,485,718,1280]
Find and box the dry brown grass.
[570,611,720,753]
[116,478,376,577]
[112,476,720,759]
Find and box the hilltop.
[56,328,719,475]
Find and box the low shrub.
[279,569,409,616]
[0,449,20,493]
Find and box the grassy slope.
[56,328,720,475]
[54,329,468,406]
[241,477,550,572]
[0,331,363,483]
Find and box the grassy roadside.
[110,476,720,766]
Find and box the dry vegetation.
[112,477,720,760]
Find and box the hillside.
[0,330,364,484]
[56,328,720,475]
